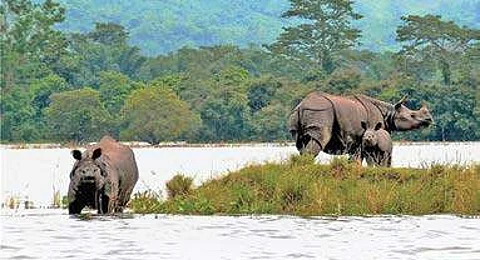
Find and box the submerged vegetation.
[130,156,480,216]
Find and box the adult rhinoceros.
[67,136,139,214]
[288,92,433,160]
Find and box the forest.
[1,0,479,144]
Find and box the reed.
[130,156,480,216]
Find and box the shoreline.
[2,141,479,150]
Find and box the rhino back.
[95,136,139,205]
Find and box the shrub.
[166,174,194,199]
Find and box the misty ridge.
[52,0,480,55]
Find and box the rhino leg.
[300,137,321,156]
[363,152,377,166]
[301,127,332,157]
[380,152,392,167]
[97,193,109,214]
[386,154,392,167]
[298,108,334,157]
[106,196,119,214]
[68,200,84,215]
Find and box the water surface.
[1,142,479,207]
[1,210,479,260]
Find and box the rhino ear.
[361,121,367,130]
[394,102,402,111]
[92,148,102,160]
[374,122,383,131]
[72,150,82,160]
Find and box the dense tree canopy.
[45,88,112,142]
[51,0,480,55]
[1,0,479,144]
[396,14,480,85]
[121,86,200,145]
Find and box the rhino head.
[361,121,382,148]
[391,97,433,131]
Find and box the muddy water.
[1,210,479,260]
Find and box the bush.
[165,174,194,199]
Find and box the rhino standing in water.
[361,122,393,167]
[68,136,139,214]
[289,92,433,160]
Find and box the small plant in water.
[166,174,194,199]
[130,190,163,214]
[78,213,93,220]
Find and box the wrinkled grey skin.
[361,122,392,167]
[68,136,139,214]
[289,92,433,161]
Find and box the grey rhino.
[289,92,433,160]
[68,136,139,214]
[361,122,392,167]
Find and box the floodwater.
[1,210,479,259]
[1,142,479,259]
[1,142,479,207]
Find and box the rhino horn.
[394,95,408,110]
[398,95,408,104]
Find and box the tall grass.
[130,156,480,216]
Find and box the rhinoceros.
[289,92,433,160]
[67,136,139,214]
[361,122,392,167]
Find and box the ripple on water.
[2,210,480,260]
[286,253,316,259]
[9,255,36,259]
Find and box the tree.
[246,76,282,113]
[45,88,112,143]
[121,87,200,144]
[98,71,140,115]
[58,23,145,87]
[396,14,480,85]
[88,22,128,46]
[250,103,290,141]
[0,0,67,90]
[29,74,69,137]
[267,0,363,74]
[324,67,362,94]
[1,87,37,141]
[199,66,251,141]
[31,74,69,113]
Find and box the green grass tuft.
[165,174,194,199]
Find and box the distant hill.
[53,0,480,56]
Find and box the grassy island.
[130,156,479,216]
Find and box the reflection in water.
[1,210,479,259]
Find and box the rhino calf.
[68,136,139,214]
[361,122,392,167]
